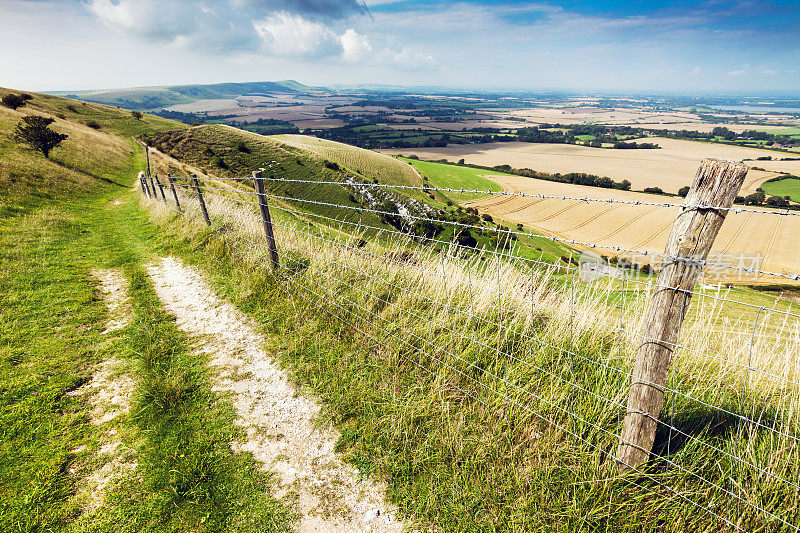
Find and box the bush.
[678,186,690,197]
[84,120,101,129]
[236,141,250,153]
[455,229,477,248]
[131,110,143,120]
[211,156,228,169]
[644,186,664,195]
[1,94,26,110]
[323,160,340,171]
[19,93,33,101]
[481,213,493,223]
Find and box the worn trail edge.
[145,256,405,532]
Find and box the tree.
[131,110,143,120]
[13,116,68,158]
[678,186,690,197]
[1,94,26,110]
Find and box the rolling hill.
[50,80,324,111]
[0,86,182,216]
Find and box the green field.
[399,157,505,196]
[761,177,800,202]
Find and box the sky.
[1,0,798,93]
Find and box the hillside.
[51,80,322,111]
[274,134,424,188]
[0,87,181,216]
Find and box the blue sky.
[0,0,798,92]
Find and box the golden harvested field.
[466,175,800,283]
[382,138,800,194]
[273,134,422,187]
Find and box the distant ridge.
[49,80,327,111]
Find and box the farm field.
[762,177,800,202]
[465,174,800,283]
[382,138,800,194]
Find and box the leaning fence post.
[167,176,181,212]
[252,170,280,270]
[617,158,748,472]
[190,174,212,226]
[154,175,167,202]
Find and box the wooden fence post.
[190,174,212,226]
[145,143,151,178]
[617,159,748,472]
[154,175,167,202]
[138,171,148,196]
[167,176,181,212]
[252,170,280,270]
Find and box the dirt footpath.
[146,256,405,532]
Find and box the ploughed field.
[382,138,800,195]
[465,175,800,283]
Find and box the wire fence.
[140,166,800,531]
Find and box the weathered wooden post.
[190,174,212,226]
[154,175,167,202]
[167,176,181,212]
[252,170,280,270]
[138,171,148,196]
[144,143,152,178]
[617,159,748,472]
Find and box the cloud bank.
[85,0,434,68]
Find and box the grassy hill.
[0,87,181,216]
[51,80,322,111]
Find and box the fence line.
[201,175,800,218]
[142,163,800,530]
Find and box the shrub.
[481,213,493,223]
[131,110,143,120]
[13,115,68,158]
[455,229,477,248]
[644,186,664,195]
[324,160,340,171]
[236,141,250,153]
[678,186,690,197]
[84,120,101,129]
[66,104,78,113]
[211,156,228,169]
[1,94,26,110]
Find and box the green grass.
[0,189,294,532]
[399,157,506,200]
[143,195,800,532]
[761,177,800,202]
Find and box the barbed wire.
[148,185,800,530]
[181,174,800,217]
[177,190,800,444]
[229,223,795,531]
[170,181,800,281]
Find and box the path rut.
[145,256,405,532]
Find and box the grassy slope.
[141,125,388,232]
[0,91,291,531]
[50,81,316,111]
[0,87,180,216]
[142,185,800,532]
[761,177,800,202]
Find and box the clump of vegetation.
[13,116,68,158]
[84,120,101,129]
[1,93,27,110]
[131,110,143,120]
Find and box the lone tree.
[131,110,142,120]
[13,116,68,158]
[1,94,26,110]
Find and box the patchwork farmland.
[382,138,800,194]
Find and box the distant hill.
[50,80,326,111]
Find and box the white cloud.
[341,28,372,62]
[254,12,342,57]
